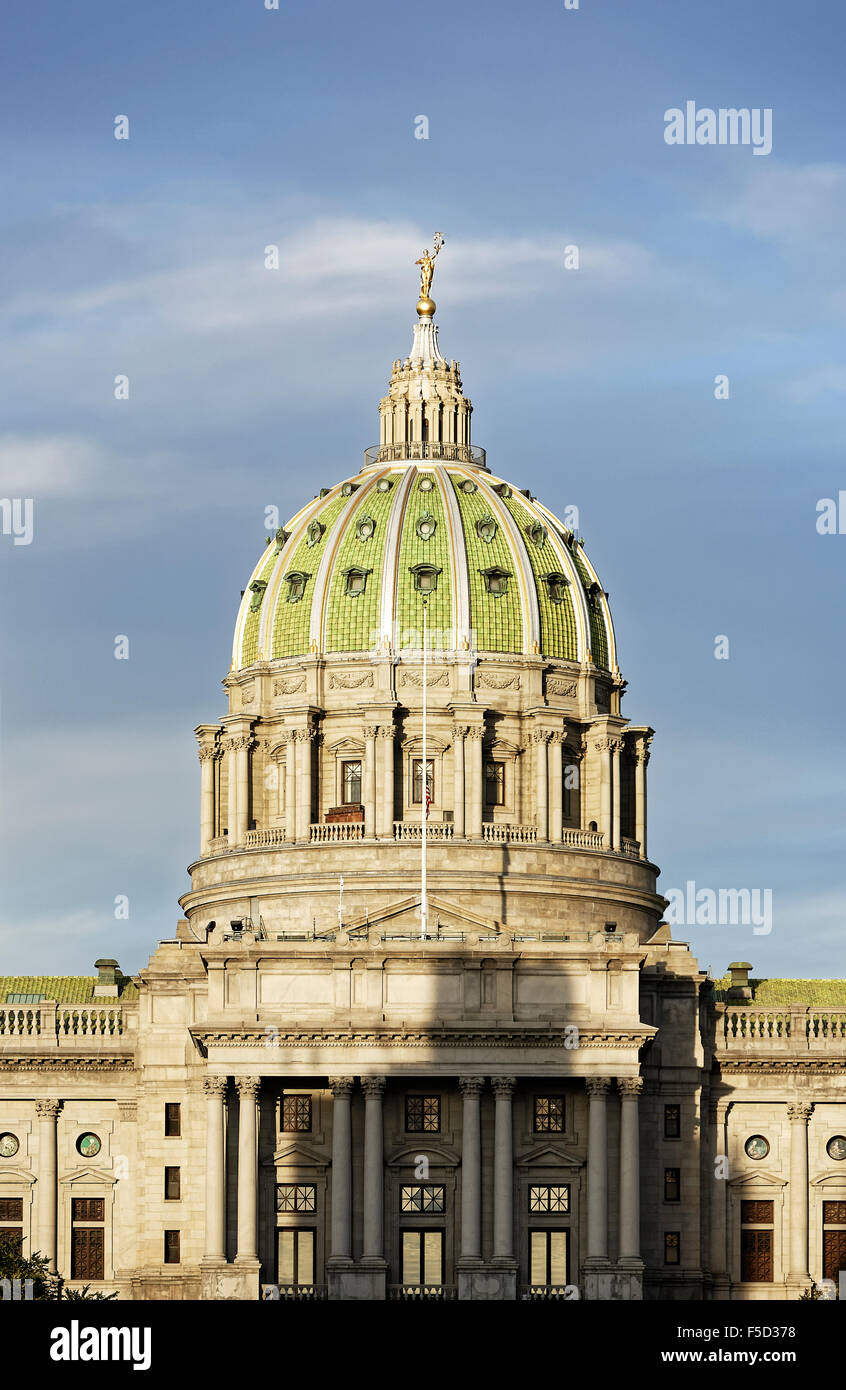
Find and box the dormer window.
[544,571,570,604]
[306,520,325,547]
[284,571,310,604]
[480,566,511,597]
[341,481,358,497]
[475,516,498,544]
[527,521,547,547]
[409,563,442,594]
[416,511,437,540]
[343,566,372,597]
[494,483,512,499]
[248,579,267,611]
[418,476,434,492]
[356,514,376,542]
[376,477,393,493]
[460,478,477,494]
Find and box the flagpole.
[421,597,428,941]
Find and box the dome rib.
[376,466,417,651]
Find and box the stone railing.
[0,1008,41,1037]
[394,822,454,841]
[387,1284,457,1300]
[208,835,228,852]
[719,1005,846,1051]
[364,441,487,469]
[482,823,538,844]
[561,829,605,850]
[262,1284,327,1301]
[310,823,366,842]
[0,1003,132,1048]
[519,1285,575,1301]
[620,837,641,858]
[56,1007,124,1037]
[245,827,287,848]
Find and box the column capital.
[198,743,221,763]
[585,1076,612,1098]
[451,723,469,741]
[459,1075,486,1097]
[549,729,567,746]
[618,1077,644,1099]
[465,725,485,741]
[328,1076,355,1098]
[491,1075,516,1097]
[787,1101,814,1123]
[203,1076,229,1098]
[360,1075,386,1097]
[594,736,613,753]
[363,724,379,741]
[234,1076,261,1100]
[531,727,552,745]
[376,725,396,741]
[34,1099,62,1120]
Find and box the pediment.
[326,737,365,756]
[60,1166,117,1186]
[270,1141,327,1168]
[346,893,500,938]
[516,1144,584,1169]
[811,1173,846,1188]
[386,1143,460,1168]
[0,1166,35,1186]
[401,736,450,755]
[729,1170,787,1188]
[490,738,522,757]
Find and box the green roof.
[0,976,139,1004]
[714,976,846,1006]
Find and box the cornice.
[717,1059,846,1076]
[0,1058,136,1073]
[190,1026,655,1051]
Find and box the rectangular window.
[664,1104,681,1139]
[71,1227,104,1280]
[405,1095,440,1133]
[741,1200,774,1225]
[664,1168,680,1203]
[529,1230,568,1287]
[165,1103,181,1137]
[165,1167,181,1201]
[411,759,434,805]
[664,1232,680,1265]
[401,1185,445,1214]
[342,760,362,805]
[823,1201,846,1225]
[534,1095,565,1133]
[281,1094,312,1132]
[529,1185,570,1214]
[71,1198,105,1223]
[278,1228,315,1287]
[484,760,505,806]
[401,1230,444,1287]
[164,1230,180,1265]
[0,1198,23,1223]
[276,1184,316,1213]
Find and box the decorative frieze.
[273,676,306,696]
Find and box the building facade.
[1,283,845,1300]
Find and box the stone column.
[284,732,297,842]
[635,739,651,859]
[224,737,238,847]
[787,1101,813,1283]
[364,726,378,837]
[548,732,564,843]
[35,1099,61,1270]
[329,1078,353,1262]
[452,725,467,838]
[709,1098,730,1296]
[196,730,219,855]
[533,730,550,841]
[361,1076,386,1262]
[459,1077,484,1262]
[235,735,251,845]
[466,727,484,839]
[611,737,622,851]
[586,1078,611,1260]
[295,728,314,843]
[596,740,612,847]
[234,1076,260,1263]
[377,726,395,840]
[492,1076,516,1260]
[203,1077,228,1262]
[618,1078,643,1261]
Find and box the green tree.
[0,1236,116,1300]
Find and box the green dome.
[233,458,616,671]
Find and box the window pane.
[549,1231,567,1285]
[0,1198,23,1222]
[484,761,504,806]
[165,1103,181,1137]
[664,1104,680,1139]
[741,1200,774,1225]
[297,1230,314,1286]
[342,762,362,804]
[412,761,434,805]
[278,1229,294,1285]
[423,1231,443,1286]
[282,1095,312,1132]
[406,1095,440,1132]
[402,1231,421,1286]
[534,1096,565,1132]
[165,1167,181,1201]
[530,1230,547,1285]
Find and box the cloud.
[783,364,846,402]
[706,160,846,269]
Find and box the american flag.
[425,783,432,820]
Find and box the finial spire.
[415,232,444,318]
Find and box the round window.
[77,1133,101,1159]
[0,1133,19,1158]
[827,1136,846,1161]
[744,1135,769,1161]
[460,478,477,494]
[418,477,434,492]
[376,478,393,493]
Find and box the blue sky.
[0,0,844,980]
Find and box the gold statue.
[415,232,444,316]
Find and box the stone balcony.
[0,1001,137,1054]
[716,1003,846,1053]
[209,825,639,854]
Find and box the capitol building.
[1,257,845,1301]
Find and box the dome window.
[248,579,267,611]
[475,516,498,544]
[494,483,512,499]
[416,511,437,540]
[418,476,434,492]
[284,571,310,604]
[341,482,359,497]
[480,566,512,597]
[376,477,393,493]
[356,514,376,542]
[409,563,442,594]
[342,566,372,597]
[460,478,477,494]
[544,571,570,604]
[527,521,547,547]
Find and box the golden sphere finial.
[416,294,436,318]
